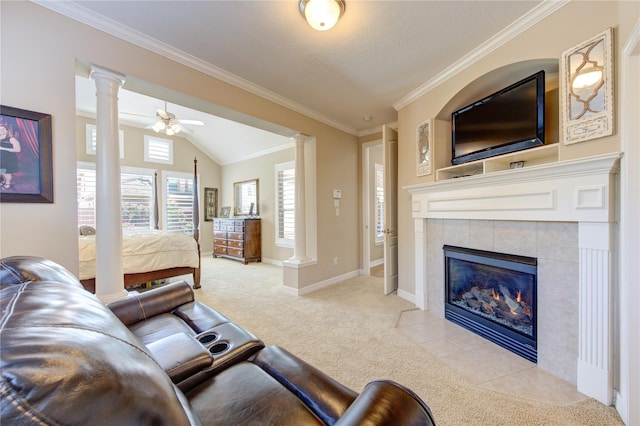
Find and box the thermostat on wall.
[333,189,342,199]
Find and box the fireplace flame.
[516,291,522,303]
[491,288,500,300]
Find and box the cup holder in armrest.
[198,332,219,345]
[177,323,265,392]
[209,341,230,355]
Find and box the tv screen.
[451,70,545,165]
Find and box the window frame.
[85,124,125,158]
[144,134,174,164]
[162,170,196,234]
[76,162,155,232]
[275,161,295,248]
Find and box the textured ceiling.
[40,0,558,163]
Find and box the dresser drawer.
[214,246,227,255]
[228,240,243,249]
[213,238,227,246]
[213,231,227,238]
[227,248,244,258]
[228,232,244,240]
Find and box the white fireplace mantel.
[405,152,621,405]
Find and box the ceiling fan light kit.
[299,0,345,31]
[148,101,202,136]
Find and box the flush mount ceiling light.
[299,0,345,31]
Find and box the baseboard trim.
[370,258,384,267]
[397,288,416,305]
[286,270,361,296]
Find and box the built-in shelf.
[436,143,559,181]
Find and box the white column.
[577,221,614,405]
[90,65,128,303]
[288,133,310,264]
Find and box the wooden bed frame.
[80,159,201,292]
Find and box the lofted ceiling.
[41,0,566,164]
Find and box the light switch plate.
[333,189,342,199]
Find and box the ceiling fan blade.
[156,108,170,120]
[179,119,204,126]
[121,111,155,119]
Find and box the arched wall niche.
[436,59,559,120]
[434,59,561,157]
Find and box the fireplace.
[444,245,537,362]
[408,153,619,404]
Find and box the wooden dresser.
[213,218,261,264]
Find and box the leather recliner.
[0,256,435,425]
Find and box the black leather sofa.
[0,256,435,425]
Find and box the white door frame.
[361,139,382,275]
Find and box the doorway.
[362,140,384,277]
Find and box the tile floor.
[396,308,589,406]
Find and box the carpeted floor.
[192,257,623,426]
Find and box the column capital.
[90,65,126,86]
[292,133,310,144]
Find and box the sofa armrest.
[250,346,358,425]
[335,380,435,426]
[173,301,230,333]
[146,332,213,384]
[108,281,195,326]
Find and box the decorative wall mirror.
[560,27,614,144]
[234,179,259,216]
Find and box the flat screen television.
[451,70,545,165]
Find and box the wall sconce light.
[299,0,345,31]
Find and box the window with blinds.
[144,135,173,164]
[275,162,295,247]
[76,163,154,231]
[375,163,385,243]
[164,172,194,233]
[85,124,124,157]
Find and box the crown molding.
[393,0,570,111]
[33,0,359,136]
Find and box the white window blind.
[76,163,154,232]
[121,171,154,232]
[375,163,384,243]
[164,172,194,233]
[85,124,124,158]
[77,165,97,227]
[144,135,173,164]
[275,162,295,246]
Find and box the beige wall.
[76,116,222,254]
[0,2,359,287]
[396,0,638,296]
[221,148,295,262]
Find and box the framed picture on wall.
[416,118,432,176]
[204,187,218,221]
[0,105,53,203]
[220,206,230,218]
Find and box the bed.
[79,159,201,292]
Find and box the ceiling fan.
[122,101,204,136]
[151,101,204,136]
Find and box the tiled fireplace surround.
[406,152,620,405]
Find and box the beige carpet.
[193,257,623,426]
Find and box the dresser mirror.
[233,179,259,216]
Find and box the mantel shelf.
[405,152,621,223]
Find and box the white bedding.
[79,230,199,280]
